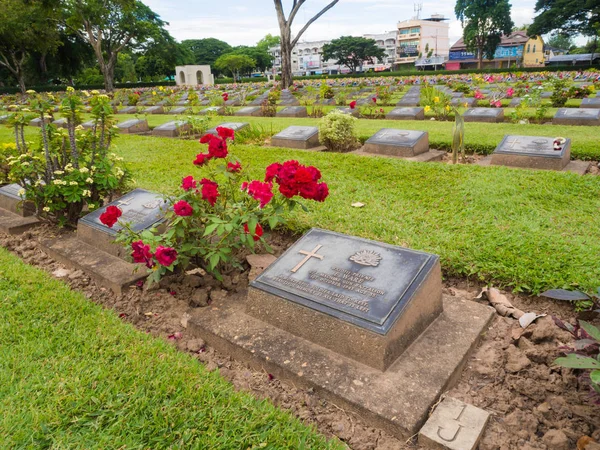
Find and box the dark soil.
[1,226,599,450]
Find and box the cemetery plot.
[152,121,190,138]
[276,106,308,118]
[396,96,420,107]
[580,98,600,108]
[52,118,68,128]
[385,107,425,120]
[463,108,504,123]
[491,135,571,171]
[206,122,249,136]
[234,106,262,117]
[116,119,149,134]
[143,106,164,114]
[169,106,190,114]
[0,183,39,234]
[29,117,51,127]
[271,126,320,150]
[362,128,429,157]
[188,228,494,439]
[41,189,166,294]
[118,106,137,114]
[553,108,600,126]
[200,106,225,115]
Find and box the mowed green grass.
[1,124,600,293]
[0,247,343,449]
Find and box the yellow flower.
[86,177,94,183]
[82,90,90,97]
[66,86,75,92]
[69,181,78,186]
[463,102,468,108]
[26,90,36,95]
[445,105,451,112]
[91,90,100,95]
[18,189,25,197]
[433,96,440,103]
[43,207,50,212]
[424,105,431,113]
[152,91,157,96]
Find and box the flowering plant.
[109,126,329,283]
[7,89,130,225]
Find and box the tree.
[529,0,600,38]
[256,34,280,51]
[322,36,386,73]
[64,0,168,91]
[273,0,340,89]
[232,46,274,73]
[214,54,255,81]
[181,38,232,67]
[546,34,574,52]
[455,0,514,69]
[0,0,61,93]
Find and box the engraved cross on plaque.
[506,137,521,149]
[117,198,133,207]
[291,244,324,273]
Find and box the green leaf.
[540,289,590,301]
[580,321,600,342]
[204,223,218,236]
[554,354,600,369]
[247,216,258,236]
[209,253,220,270]
[591,369,600,385]
[268,216,278,229]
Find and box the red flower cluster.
[371,97,377,103]
[131,240,154,268]
[242,180,273,208]
[200,178,219,206]
[194,128,235,166]
[174,200,193,216]
[99,205,122,228]
[227,161,242,173]
[264,160,329,202]
[349,100,357,109]
[222,92,229,101]
[181,175,197,191]
[155,246,178,267]
[243,222,264,241]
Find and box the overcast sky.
[143,0,558,47]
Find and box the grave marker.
[206,122,249,136]
[553,108,600,126]
[276,106,308,118]
[0,183,39,234]
[363,128,429,157]
[143,106,164,114]
[199,106,224,115]
[118,106,137,114]
[491,135,571,171]
[116,119,149,134]
[271,126,320,149]
[463,108,504,123]
[170,106,190,115]
[580,98,600,109]
[152,120,190,138]
[396,96,420,107]
[386,107,425,120]
[248,228,442,370]
[234,106,262,117]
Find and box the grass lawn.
[1,122,600,293]
[0,246,342,449]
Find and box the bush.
[318,110,359,152]
[0,142,19,184]
[102,127,330,283]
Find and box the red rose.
[305,166,321,181]
[193,152,211,166]
[246,180,273,208]
[222,92,229,101]
[199,134,212,144]
[181,175,197,191]
[173,200,193,216]
[155,246,177,267]
[349,100,357,109]
[299,182,318,200]
[207,136,228,158]
[243,222,263,241]
[278,160,300,184]
[216,126,235,141]
[227,161,242,173]
[131,240,154,268]
[240,181,249,191]
[372,97,377,103]
[294,167,314,184]
[200,178,219,206]
[99,205,122,228]
[265,163,282,182]
[278,183,298,199]
[313,182,329,202]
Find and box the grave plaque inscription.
[248,228,442,370]
[276,106,308,118]
[491,135,571,170]
[363,128,429,157]
[207,122,249,136]
[386,107,425,120]
[463,107,504,123]
[0,183,34,216]
[271,126,320,150]
[553,108,600,125]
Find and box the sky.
[143,0,547,47]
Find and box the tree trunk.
[17,71,26,94]
[477,48,483,70]
[100,56,116,92]
[279,26,293,88]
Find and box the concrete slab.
[39,235,147,295]
[477,155,590,175]
[0,208,39,234]
[353,148,445,163]
[418,397,490,450]
[187,295,494,440]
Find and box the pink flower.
[216,126,235,141]
[246,180,274,208]
[200,178,219,206]
[181,176,197,191]
[131,240,154,268]
[226,161,242,173]
[155,246,177,267]
[173,200,193,216]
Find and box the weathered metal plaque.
[251,228,439,334]
[80,188,166,236]
[495,135,569,159]
[273,126,318,141]
[0,183,23,200]
[366,128,425,147]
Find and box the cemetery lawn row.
[115,134,600,294]
[0,247,342,449]
[105,114,600,160]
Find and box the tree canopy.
[529,0,600,37]
[322,36,386,73]
[455,0,514,69]
[214,53,255,81]
[181,38,232,67]
[546,34,575,52]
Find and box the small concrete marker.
[418,397,490,450]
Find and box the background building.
[395,14,450,68]
[445,31,545,69]
[363,31,397,70]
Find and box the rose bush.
[105,126,329,283]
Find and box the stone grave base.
[40,236,147,295]
[0,208,39,234]
[477,156,590,175]
[353,148,445,163]
[187,295,494,440]
[271,134,321,150]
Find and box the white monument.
[175,65,214,86]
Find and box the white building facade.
[396,15,450,67]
